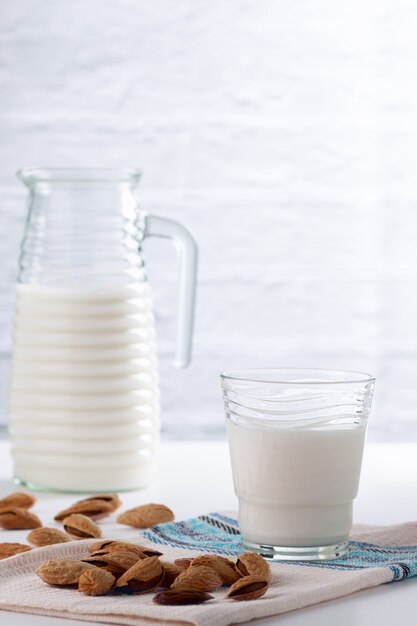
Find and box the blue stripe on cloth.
[140,513,417,581]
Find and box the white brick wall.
[1,0,417,440]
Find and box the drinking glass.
[221,368,375,561]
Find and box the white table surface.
[0,439,416,625]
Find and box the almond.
[236,553,271,582]
[63,514,101,539]
[75,493,121,513]
[88,539,162,558]
[54,500,113,522]
[154,589,213,605]
[0,542,31,559]
[36,559,97,586]
[115,555,163,593]
[0,492,36,510]
[171,565,223,592]
[117,503,174,528]
[27,528,71,547]
[78,568,115,596]
[190,555,241,585]
[83,552,139,576]
[0,507,41,530]
[174,557,193,570]
[160,561,183,587]
[90,548,148,561]
[226,575,269,601]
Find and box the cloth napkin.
[0,512,417,626]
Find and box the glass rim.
[16,167,142,185]
[221,367,375,385]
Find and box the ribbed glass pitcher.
[9,167,197,492]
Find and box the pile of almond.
[0,491,175,551]
[36,542,271,604]
[0,491,271,604]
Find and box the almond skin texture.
[171,565,223,592]
[115,556,163,593]
[236,553,271,582]
[154,589,213,605]
[160,561,183,587]
[54,500,113,522]
[226,575,269,601]
[174,558,193,570]
[0,542,32,559]
[117,503,174,529]
[27,528,71,547]
[83,552,139,576]
[36,559,97,586]
[0,492,36,510]
[63,514,101,539]
[190,555,241,585]
[0,507,41,530]
[90,548,155,561]
[78,568,115,596]
[88,540,162,558]
[75,494,121,513]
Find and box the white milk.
[227,419,366,547]
[10,283,160,492]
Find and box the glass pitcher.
[9,167,197,492]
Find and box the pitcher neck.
[17,167,147,287]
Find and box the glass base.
[243,539,349,561]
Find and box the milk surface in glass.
[10,283,159,492]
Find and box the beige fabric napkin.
[0,513,416,626]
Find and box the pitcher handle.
[144,215,198,368]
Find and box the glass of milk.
[221,368,375,561]
[10,167,197,492]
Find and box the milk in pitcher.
[10,283,159,491]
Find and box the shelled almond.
[174,557,193,569]
[117,503,174,528]
[27,528,71,547]
[75,494,121,513]
[160,561,183,587]
[0,542,32,559]
[88,539,162,558]
[0,492,36,510]
[54,500,113,522]
[78,568,115,596]
[36,559,97,586]
[189,554,242,584]
[154,589,214,605]
[115,556,164,593]
[35,540,271,604]
[63,514,101,539]
[82,552,140,576]
[0,489,272,605]
[236,552,272,582]
[171,565,223,592]
[226,575,270,601]
[0,507,42,530]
